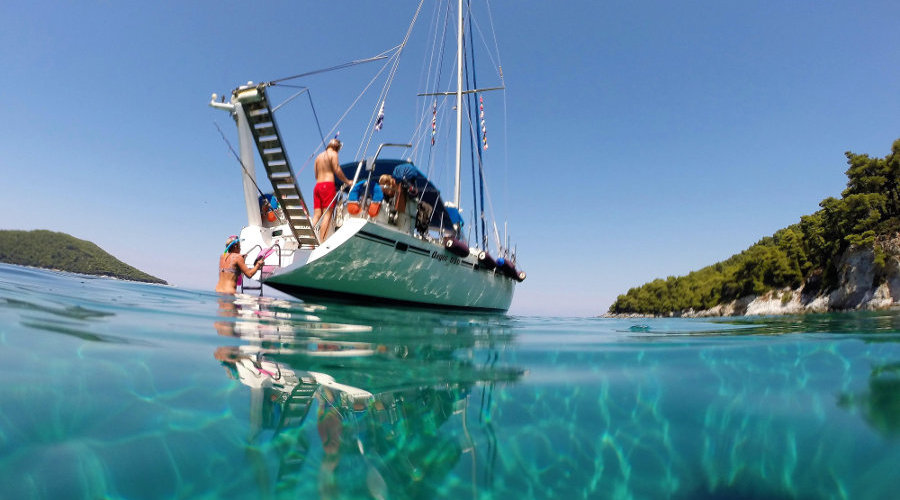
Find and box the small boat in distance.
[209,1,524,312]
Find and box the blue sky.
[2,1,899,316]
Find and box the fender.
[346,180,384,216]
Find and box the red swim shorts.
[313,181,337,209]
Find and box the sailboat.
[209,0,524,312]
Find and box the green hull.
[264,219,515,312]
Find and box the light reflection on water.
[1,263,899,499]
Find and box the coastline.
[0,262,169,286]
[604,240,900,318]
[0,229,167,285]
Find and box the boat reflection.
[213,296,523,498]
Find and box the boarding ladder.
[278,375,318,430]
[239,85,319,249]
[272,376,318,482]
[239,244,282,296]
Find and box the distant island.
[609,138,900,317]
[0,229,167,284]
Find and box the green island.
[610,138,900,316]
[0,229,167,284]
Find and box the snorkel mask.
[224,236,240,254]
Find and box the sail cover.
[337,159,458,230]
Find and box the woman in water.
[215,235,265,294]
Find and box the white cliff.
[681,237,900,317]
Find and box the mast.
[453,0,463,207]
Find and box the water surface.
[1,263,898,499]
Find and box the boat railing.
[354,143,412,209]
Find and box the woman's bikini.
[219,238,248,290]
[220,254,239,274]
[220,253,244,287]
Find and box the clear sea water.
[1,263,899,499]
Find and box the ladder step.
[248,108,269,117]
[268,159,287,167]
[262,147,283,155]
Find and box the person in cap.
[312,138,352,241]
[215,235,265,294]
[378,174,406,214]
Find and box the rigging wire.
[267,48,398,85]
[413,0,453,185]
[427,3,465,197]
[412,0,452,166]
[293,56,395,177]
[485,0,511,234]
[467,0,488,250]
[463,98,503,253]
[213,122,265,197]
[465,0,509,246]
[468,8,503,81]
[409,0,506,250]
[353,49,404,160]
[358,0,427,160]
[256,43,411,177]
[464,14,481,246]
[411,0,444,164]
[213,121,286,225]
[268,85,327,150]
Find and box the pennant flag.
[480,96,488,150]
[374,101,385,131]
[431,100,437,145]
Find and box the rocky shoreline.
[605,236,900,318]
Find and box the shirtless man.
[312,139,352,241]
